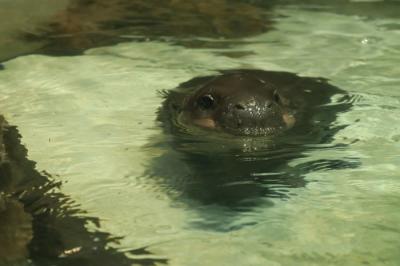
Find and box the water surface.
[0,1,400,265]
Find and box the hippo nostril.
[234,104,245,110]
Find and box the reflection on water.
[0,118,166,265]
[23,0,274,56]
[2,0,400,61]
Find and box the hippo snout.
[219,96,287,135]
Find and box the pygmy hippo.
[152,70,355,212]
[160,69,348,137]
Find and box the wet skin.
[160,69,348,137]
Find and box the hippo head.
[168,72,296,136]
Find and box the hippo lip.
[221,124,285,136]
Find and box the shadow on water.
[144,70,360,231]
[0,116,167,266]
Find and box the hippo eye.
[197,94,215,109]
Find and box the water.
[0,1,400,265]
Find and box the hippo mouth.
[222,124,286,136]
[218,119,290,136]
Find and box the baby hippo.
[160,69,348,137]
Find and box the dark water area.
[0,0,275,61]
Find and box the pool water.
[1,1,400,265]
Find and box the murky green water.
[1,1,400,265]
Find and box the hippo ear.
[157,89,186,125]
[158,89,170,98]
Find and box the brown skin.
[161,69,347,137]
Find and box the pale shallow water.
[1,3,400,266]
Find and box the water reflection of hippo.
[160,69,349,137]
[152,70,356,220]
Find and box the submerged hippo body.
[152,70,355,213]
[160,69,348,137]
